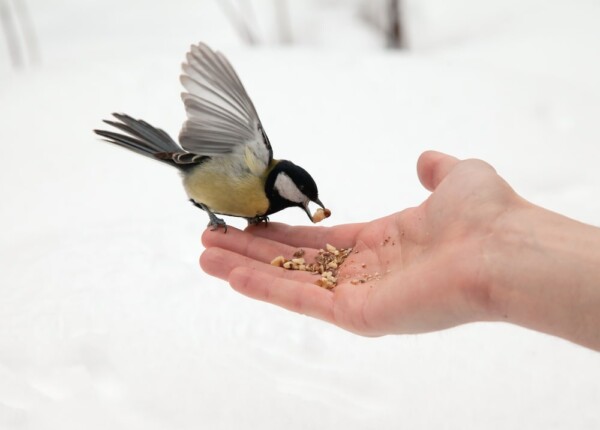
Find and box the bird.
[94,42,329,232]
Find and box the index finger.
[245,222,365,250]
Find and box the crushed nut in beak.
[311,208,331,223]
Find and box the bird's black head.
[265,160,324,221]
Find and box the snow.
[1,0,600,429]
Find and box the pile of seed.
[270,244,353,290]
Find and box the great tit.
[94,42,327,231]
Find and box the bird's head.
[265,160,325,222]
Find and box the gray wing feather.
[178,43,271,171]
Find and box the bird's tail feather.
[94,113,184,167]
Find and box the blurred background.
[1,0,599,429]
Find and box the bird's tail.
[94,113,185,169]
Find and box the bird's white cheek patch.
[274,173,306,204]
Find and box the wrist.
[484,200,600,349]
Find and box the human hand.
[200,151,522,336]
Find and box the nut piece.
[311,208,331,223]
[317,277,336,290]
[325,244,339,255]
[270,256,286,267]
[272,243,353,290]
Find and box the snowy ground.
[1,0,599,428]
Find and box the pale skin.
[200,151,600,351]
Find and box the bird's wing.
[179,43,273,175]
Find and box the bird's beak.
[302,202,313,221]
[302,198,325,222]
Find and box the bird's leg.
[189,199,228,233]
[247,215,269,227]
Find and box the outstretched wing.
[179,43,273,175]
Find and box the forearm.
[486,200,600,350]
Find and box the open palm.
[200,151,519,336]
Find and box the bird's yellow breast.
[182,158,270,218]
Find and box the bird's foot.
[207,217,228,233]
[190,199,228,233]
[247,215,269,227]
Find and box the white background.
[1,0,599,428]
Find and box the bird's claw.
[208,217,228,233]
[191,200,228,233]
[247,215,269,227]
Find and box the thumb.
[417,150,460,191]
